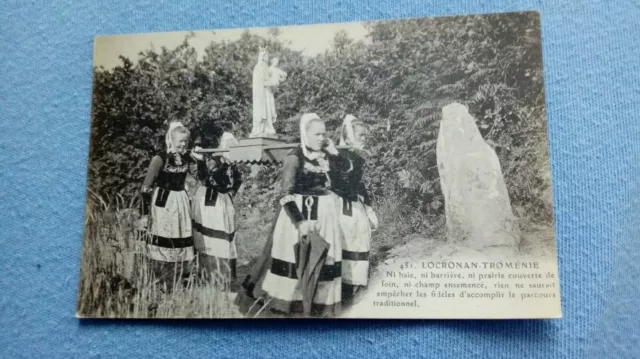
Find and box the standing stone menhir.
[436,102,521,251]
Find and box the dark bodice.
[278,146,352,223]
[196,159,242,194]
[280,147,351,197]
[328,149,369,204]
[145,151,193,191]
[140,151,194,215]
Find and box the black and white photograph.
[77,11,561,319]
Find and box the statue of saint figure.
[250,48,287,138]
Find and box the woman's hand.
[135,215,149,231]
[298,220,319,237]
[219,155,230,165]
[324,138,339,155]
[365,206,379,231]
[191,146,204,161]
[298,220,311,237]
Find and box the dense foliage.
[88,12,552,225]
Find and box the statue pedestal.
[248,133,278,139]
[229,136,295,164]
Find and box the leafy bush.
[88,12,551,226]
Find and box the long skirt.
[145,188,195,288]
[338,197,372,301]
[259,193,344,317]
[192,186,237,284]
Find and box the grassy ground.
[76,193,241,319]
[77,183,555,318]
[75,186,433,318]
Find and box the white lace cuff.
[279,195,296,206]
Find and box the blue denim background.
[1,1,639,358]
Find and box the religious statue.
[250,47,287,138]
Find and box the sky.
[94,21,370,70]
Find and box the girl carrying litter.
[191,132,243,290]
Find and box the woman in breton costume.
[140,122,203,289]
[329,115,379,303]
[192,132,243,288]
[237,113,352,317]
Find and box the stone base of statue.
[229,136,293,163]
[248,132,278,139]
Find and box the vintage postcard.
[77,10,561,319]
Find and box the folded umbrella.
[294,197,331,316]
